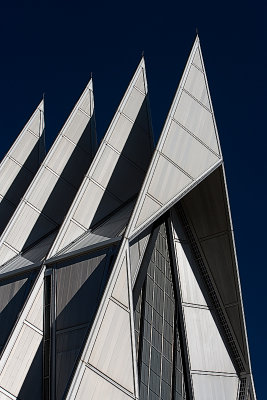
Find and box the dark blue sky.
[0,2,265,396]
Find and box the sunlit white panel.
[123,87,145,122]
[27,102,44,137]
[162,121,218,179]
[92,145,120,188]
[89,300,135,393]
[5,203,56,252]
[0,163,32,207]
[192,373,239,400]
[200,234,238,305]
[193,47,203,70]
[29,168,58,212]
[148,155,191,205]
[56,220,86,254]
[0,324,41,396]
[73,180,121,229]
[108,115,133,153]
[135,195,161,228]
[0,244,17,266]
[0,389,12,399]
[26,283,43,331]
[112,256,129,308]
[11,131,39,167]
[134,70,146,94]
[184,65,210,109]
[174,91,219,154]
[184,306,236,373]
[29,169,76,223]
[0,159,21,198]
[174,241,207,306]
[63,110,90,145]
[75,367,131,400]
[79,88,93,116]
[129,239,140,280]
[46,136,75,176]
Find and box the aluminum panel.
[0,274,33,350]
[136,195,161,228]
[75,367,131,400]
[184,65,210,108]
[0,162,32,207]
[56,249,109,330]
[11,131,39,168]
[193,47,203,70]
[26,284,43,331]
[200,234,238,305]
[57,221,85,254]
[73,180,121,230]
[182,167,228,239]
[29,170,76,224]
[0,324,42,397]
[46,136,75,176]
[29,168,58,212]
[174,241,207,306]
[63,110,90,145]
[192,373,239,400]
[112,256,129,308]
[108,114,133,153]
[184,306,236,373]
[174,91,219,154]
[5,203,56,252]
[89,300,135,393]
[0,244,17,266]
[0,159,21,198]
[134,70,146,94]
[162,121,218,179]
[0,389,12,399]
[148,155,191,205]
[79,88,93,116]
[92,145,120,188]
[123,87,145,122]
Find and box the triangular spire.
[125,36,222,239]
[0,80,96,266]
[66,241,138,399]
[0,100,45,236]
[49,58,154,257]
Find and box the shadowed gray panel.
[0,270,38,352]
[54,246,116,399]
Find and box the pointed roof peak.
[37,98,44,112]
[86,77,93,90]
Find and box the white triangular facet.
[0,100,45,236]
[192,47,203,70]
[112,256,129,308]
[126,36,222,239]
[170,210,238,389]
[0,271,44,397]
[191,374,239,400]
[135,195,161,228]
[0,81,96,266]
[49,58,154,257]
[75,367,132,400]
[65,241,138,398]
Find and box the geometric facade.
[0,36,256,399]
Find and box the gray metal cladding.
[53,246,116,399]
[181,166,250,370]
[0,81,96,266]
[0,270,38,353]
[49,58,154,257]
[134,222,187,399]
[0,100,45,236]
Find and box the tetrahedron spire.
[126,36,222,239]
[0,80,96,266]
[49,57,154,257]
[0,100,45,236]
